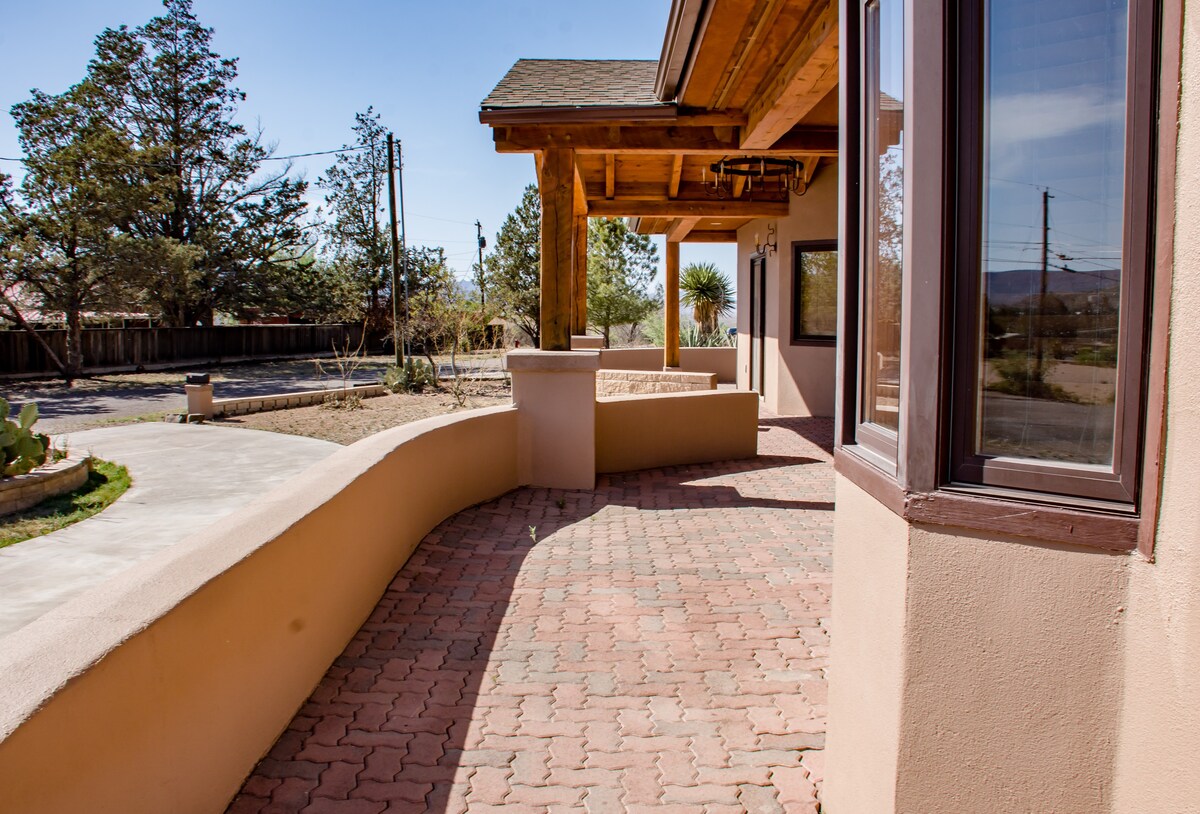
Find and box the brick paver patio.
[228,416,833,814]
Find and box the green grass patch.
[0,459,131,549]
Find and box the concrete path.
[0,423,340,639]
[228,415,834,814]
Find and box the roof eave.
[654,0,708,102]
[479,104,679,126]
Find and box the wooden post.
[540,148,575,351]
[665,240,681,368]
[572,215,588,336]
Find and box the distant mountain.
[986,268,1119,306]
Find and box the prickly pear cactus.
[0,397,50,477]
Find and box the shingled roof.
[481,59,667,110]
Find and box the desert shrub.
[384,358,438,394]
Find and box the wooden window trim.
[790,239,839,345]
[833,0,1179,555]
[946,0,1157,506]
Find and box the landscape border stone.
[0,453,93,518]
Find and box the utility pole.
[397,139,410,358]
[475,220,487,307]
[386,133,403,367]
[1034,188,1053,384]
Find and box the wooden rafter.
[604,154,615,199]
[587,199,788,218]
[668,155,683,199]
[666,217,701,242]
[495,125,837,156]
[741,0,839,149]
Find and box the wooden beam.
[572,215,588,335]
[574,158,588,215]
[587,199,790,218]
[665,241,680,369]
[732,175,747,198]
[682,230,739,243]
[540,147,575,351]
[666,217,701,243]
[604,154,615,199]
[494,124,838,156]
[741,0,840,149]
[668,155,683,199]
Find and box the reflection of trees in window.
[793,245,838,339]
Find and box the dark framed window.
[947,0,1156,506]
[855,0,906,465]
[791,240,838,343]
[834,0,1172,549]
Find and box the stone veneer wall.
[595,369,717,396]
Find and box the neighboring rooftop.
[481,59,667,110]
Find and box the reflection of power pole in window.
[1034,188,1054,384]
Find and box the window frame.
[852,0,905,469]
[791,239,839,345]
[945,0,1159,508]
[832,0,1177,552]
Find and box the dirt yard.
[212,380,511,445]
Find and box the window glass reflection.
[863,0,904,431]
[977,0,1127,465]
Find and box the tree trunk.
[65,307,84,383]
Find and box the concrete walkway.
[0,423,340,639]
[228,415,834,814]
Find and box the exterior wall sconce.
[754,223,778,256]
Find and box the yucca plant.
[679,262,734,335]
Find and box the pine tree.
[485,184,541,346]
[317,108,392,328]
[586,217,659,348]
[86,0,309,326]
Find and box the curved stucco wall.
[0,406,519,814]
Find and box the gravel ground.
[211,380,511,445]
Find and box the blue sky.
[0,0,736,287]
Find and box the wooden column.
[571,214,590,336]
[539,148,575,350]
[665,240,680,368]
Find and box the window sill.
[834,446,1139,552]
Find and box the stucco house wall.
[735,164,839,417]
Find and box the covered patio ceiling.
[479,0,839,244]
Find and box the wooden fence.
[0,324,366,376]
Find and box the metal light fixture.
[754,223,778,256]
[703,157,806,198]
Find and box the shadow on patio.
[228,417,833,814]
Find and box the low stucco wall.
[595,368,717,396]
[0,406,519,814]
[595,390,758,473]
[597,346,737,383]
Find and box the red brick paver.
[227,416,832,813]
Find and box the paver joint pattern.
[228,416,832,814]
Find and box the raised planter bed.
[0,453,92,517]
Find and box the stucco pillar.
[184,383,214,419]
[664,240,680,369]
[504,349,599,490]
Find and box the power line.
[0,144,369,167]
